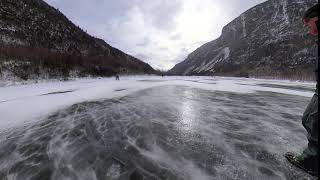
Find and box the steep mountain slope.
[0,0,156,81]
[168,0,317,80]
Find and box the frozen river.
[0,76,317,179]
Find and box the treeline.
[211,62,316,81]
[213,69,316,81]
[250,69,316,81]
[0,44,130,80]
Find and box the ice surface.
[0,76,315,131]
[0,76,317,179]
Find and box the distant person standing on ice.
[115,73,120,80]
[285,4,318,177]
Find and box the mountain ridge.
[0,0,156,81]
[168,0,317,81]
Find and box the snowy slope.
[168,0,318,80]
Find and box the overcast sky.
[44,0,266,70]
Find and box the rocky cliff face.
[0,0,156,81]
[168,0,317,80]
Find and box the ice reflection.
[178,89,198,133]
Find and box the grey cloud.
[136,37,151,47]
[170,34,182,41]
[180,48,189,54]
[158,47,169,51]
[135,53,150,61]
[133,0,184,31]
[46,0,132,24]
[171,50,189,65]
